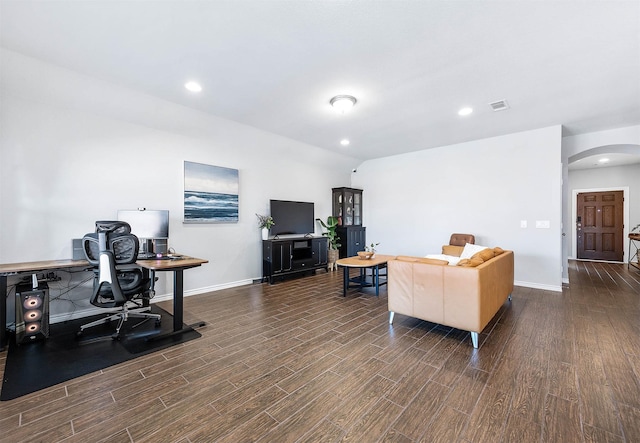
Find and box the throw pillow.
[460,243,488,259]
[471,248,495,262]
[457,257,484,267]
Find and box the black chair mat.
[1,305,200,401]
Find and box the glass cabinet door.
[332,187,363,227]
[333,192,343,219]
[344,191,354,225]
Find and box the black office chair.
[78,220,160,339]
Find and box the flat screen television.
[269,200,314,236]
[117,209,169,240]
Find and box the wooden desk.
[1,256,207,350]
[136,257,208,339]
[336,254,395,296]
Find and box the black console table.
[262,237,328,284]
[628,234,640,271]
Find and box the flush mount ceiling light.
[340,139,350,146]
[330,95,357,114]
[458,107,473,116]
[599,158,610,163]
[184,81,202,92]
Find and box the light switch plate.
[520,220,527,228]
[536,220,550,229]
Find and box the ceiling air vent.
[489,100,510,112]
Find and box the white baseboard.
[514,280,563,293]
[49,278,255,324]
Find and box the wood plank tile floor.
[1,260,640,442]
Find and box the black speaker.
[15,282,49,344]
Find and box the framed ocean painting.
[183,161,239,223]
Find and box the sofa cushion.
[442,245,464,257]
[425,254,461,266]
[417,257,449,266]
[460,243,488,259]
[397,255,449,265]
[396,255,420,262]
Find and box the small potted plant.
[316,216,341,270]
[256,213,275,240]
[366,242,380,254]
[357,242,380,260]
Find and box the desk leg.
[146,268,204,343]
[173,269,184,332]
[1,275,7,351]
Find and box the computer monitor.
[117,209,169,255]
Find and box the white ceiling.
[1,1,639,161]
[569,152,640,171]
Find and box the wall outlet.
[520,220,528,228]
[536,220,550,229]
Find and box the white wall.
[351,126,563,291]
[0,49,359,321]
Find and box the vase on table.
[262,228,269,240]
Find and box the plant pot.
[328,249,339,271]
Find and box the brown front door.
[577,191,624,261]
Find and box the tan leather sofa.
[387,245,514,348]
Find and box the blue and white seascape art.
[184,161,239,223]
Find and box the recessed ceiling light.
[599,158,610,163]
[458,107,473,116]
[330,95,357,114]
[340,139,350,146]
[184,81,202,92]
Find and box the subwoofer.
[15,282,49,344]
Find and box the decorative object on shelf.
[256,214,275,240]
[630,224,640,240]
[184,161,239,224]
[316,216,341,271]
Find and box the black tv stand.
[262,236,328,284]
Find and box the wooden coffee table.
[336,254,395,296]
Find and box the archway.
[566,143,640,268]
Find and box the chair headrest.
[449,233,475,246]
[95,220,131,234]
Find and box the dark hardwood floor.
[1,260,640,442]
